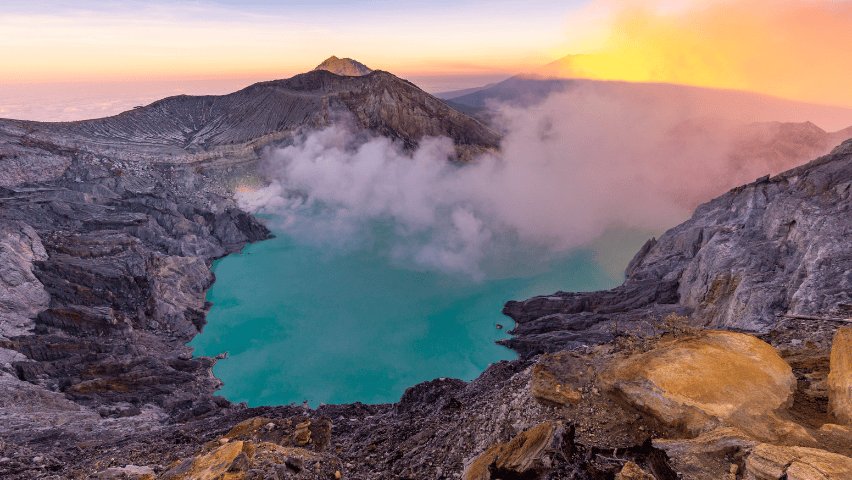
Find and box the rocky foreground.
[0,62,851,479]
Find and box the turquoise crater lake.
[190,224,627,407]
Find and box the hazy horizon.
[5,68,852,127]
[3,1,851,121]
[0,70,516,122]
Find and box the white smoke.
[238,85,831,278]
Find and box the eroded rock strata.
[0,68,851,479]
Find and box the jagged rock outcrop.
[463,421,572,480]
[161,440,340,480]
[161,415,340,480]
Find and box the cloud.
[240,84,838,278]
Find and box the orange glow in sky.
[0,2,570,84]
[546,0,852,107]
[1,0,851,121]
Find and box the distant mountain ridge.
[448,75,852,131]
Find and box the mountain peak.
[313,56,373,76]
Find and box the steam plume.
[239,86,843,277]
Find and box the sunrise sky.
[0,0,585,83]
[1,0,851,120]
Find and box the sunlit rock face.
[744,444,852,480]
[600,331,798,440]
[313,56,373,77]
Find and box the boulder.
[615,461,655,479]
[161,440,247,480]
[161,440,336,480]
[744,444,852,480]
[601,331,797,439]
[222,415,332,451]
[530,363,582,406]
[654,427,757,479]
[463,421,571,480]
[828,327,852,424]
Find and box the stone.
[601,331,798,439]
[530,363,582,406]
[828,327,852,424]
[221,416,331,452]
[463,421,570,480]
[226,417,272,439]
[818,423,851,436]
[615,461,655,480]
[284,456,304,472]
[162,440,246,480]
[293,420,312,446]
[96,464,156,480]
[744,444,852,480]
[654,427,758,480]
[161,440,339,480]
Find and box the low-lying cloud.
[239,86,839,278]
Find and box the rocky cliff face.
[0,64,850,479]
[0,148,271,475]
